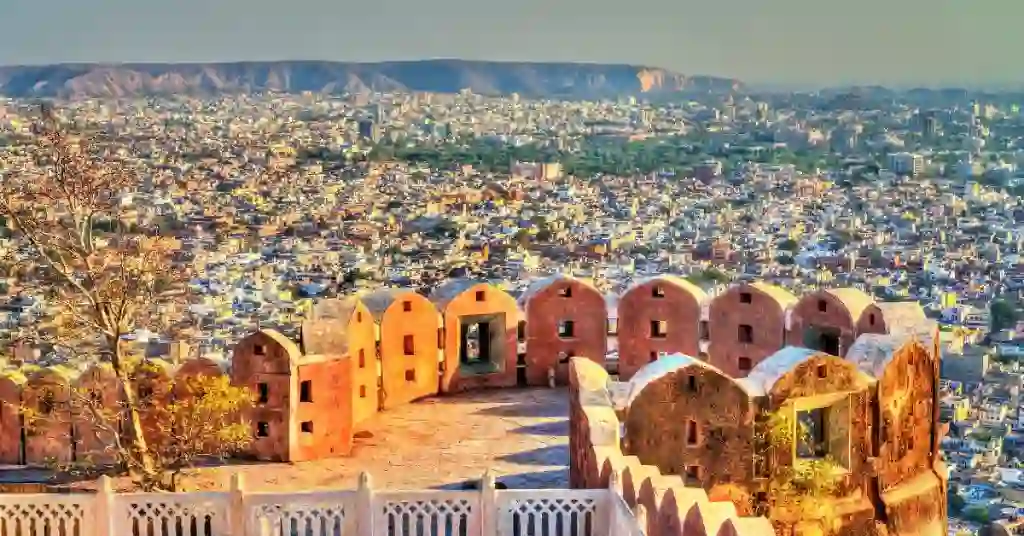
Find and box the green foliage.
[948,491,966,515]
[361,135,835,177]
[686,268,731,286]
[753,409,845,532]
[990,298,1019,332]
[962,505,989,524]
[777,238,799,252]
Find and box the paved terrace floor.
[189,387,571,492]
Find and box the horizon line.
[0,57,1020,92]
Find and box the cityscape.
[0,13,1023,536]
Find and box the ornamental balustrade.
[0,472,645,536]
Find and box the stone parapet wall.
[568,357,774,536]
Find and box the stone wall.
[568,357,775,536]
[0,277,939,471]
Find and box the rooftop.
[188,388,570,492]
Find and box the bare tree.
[0,106,191,487]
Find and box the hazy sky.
[2,0,1020,87]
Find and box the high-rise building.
[888,152,925,177]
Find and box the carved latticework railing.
[0,472,646,536]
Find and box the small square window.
[253,344,266,356]
[738,357,752,372]
[405,369,416,382]
[738,324,753,343]
[403,301,412,312]
[652,285,665,298]
[359,385,367,398]
[403,335,415,355]
[557,286,572,298]
[558,320,575,338]
[256,422,270,437]
[650,320,668,339]
[257,382,269,404]
[649,351,658,362]
[818,299,827,313]
[300,421,313,434]
[740,292,752,304]
[475,290,485,302]
[300,380,312,403]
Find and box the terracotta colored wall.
[876,344,937,493]
[0,377,22,465]
[785,291,858,355]
[293,359,353,461]
[347,302,379,428]
[524,280,607,386]
[616,280,703,380]
[566,358,775,536]
[625,367,756,490]
[707,284,787,377]
[440,284,519,393]
[232,332,294,462]
[379,293,441,409]
[74,367,121,465]
[855,304,887,336]
[23,373,73,466]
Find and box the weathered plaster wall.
[568,357,774,536]
[524,278,607,386]
[379,292,442,409]
[616,279,702,380]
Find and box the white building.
[888,152,925,177]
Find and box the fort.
[0,275,946,535]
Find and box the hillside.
[0,60,744,99]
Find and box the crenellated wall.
[567,357,776,536]
[0,276,942,479]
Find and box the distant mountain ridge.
[0,60,744,99]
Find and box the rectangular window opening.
[558,286,573,298]
[650,320,668,339]
[257,382,269,404]
[256,422,270,437]
[403,334,415,355]
[652,285,665,298]
[405,369,416,382]
[300,421,313,434]
[299,380,312,403]
[797,408,828,459]
[738,356,752,372]
[253,344,266,356]
[558,320,576,338]
[738,324,754,343]
[740,292,752,304]
[686,420,699,445]
[403,300,412,312]
[699,321,710,341]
